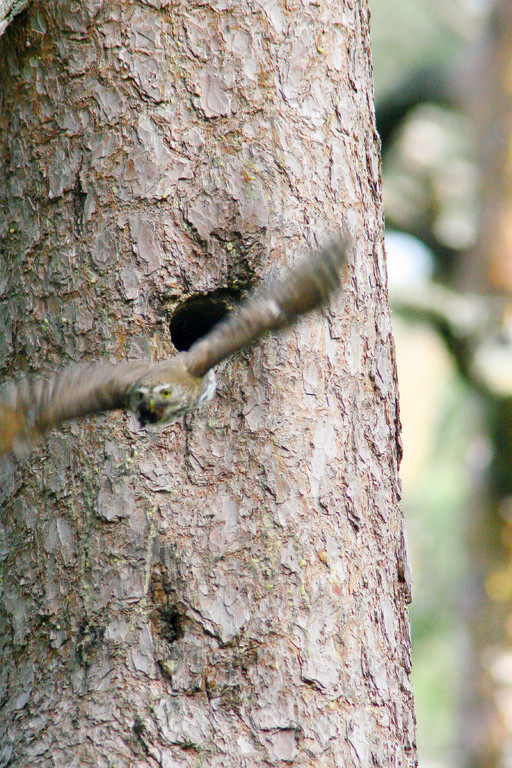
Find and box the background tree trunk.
[457,2,512,766]
[0,1,414,766]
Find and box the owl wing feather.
[0,361,153,456]
[184,238,348,378]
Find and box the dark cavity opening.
[170,290,238,351]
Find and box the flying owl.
[0,239,348,456]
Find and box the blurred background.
[370,1,512,766]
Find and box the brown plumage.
[0,238,348,456]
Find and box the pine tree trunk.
[0,1,415,766]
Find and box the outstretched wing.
[0,237,349,456]
[184,238,348,378]
[0,361,152,456]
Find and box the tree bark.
[0,1,414,766]
[0,0,27,37]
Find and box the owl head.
[129,363,216,426]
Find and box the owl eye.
[160,388,172,398]
[135,391,144,401]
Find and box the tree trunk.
[0,0,28,36]
[0,1,414,766]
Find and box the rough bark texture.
[0,1,414,766]
[0,0,28,37]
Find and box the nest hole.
[170,291,236,351]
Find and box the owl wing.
[0,237,348,456]
[0,360,153,456]
[184,238,348,378]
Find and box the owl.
[0,239,348,456]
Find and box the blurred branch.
[376,66,452,152]
[391,282,512,398]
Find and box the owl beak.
[138,398,161,426]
